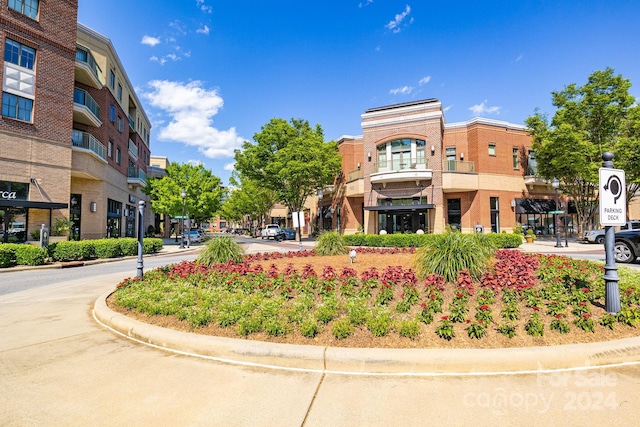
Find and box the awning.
[514,198,555,214]
[0,200,68,209]
[364,204,434,211]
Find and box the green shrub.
[343,232,521,249]
[331,318,354,339]
[197,236,245,266]
[119,238,138,256]
[144,238,163,254]
[314,231,348,256]
[14,244,48,266]
[415,232,496,283]
[0,244,16,268]
[51,241,94,261]
[93,239,123,258]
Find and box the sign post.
[292,210,305,252]
[599,152,626,314]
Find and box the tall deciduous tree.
[220,175,277,228]
[525,68,639,232]
[145,162,222,225]
[233,118,342,216]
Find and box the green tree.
[233,118,342,216]
[525,68,639,232]
[220,175,277,228]
[145,162,222,225]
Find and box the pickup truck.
[260,224,285,241]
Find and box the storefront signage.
[1,191,17,200]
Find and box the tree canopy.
[145,162,222,225]
[525,68,640,231]
[220,175,277,228]
[233,118,342,214]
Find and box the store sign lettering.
[1,191,17,200]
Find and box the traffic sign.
[599,168,626,226]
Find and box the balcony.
[128,139,138,160]
[370,158,432,186]
[128,114,135,131]
[345,168,364,197]
[71,130,107,181]
[75,46,103,89]
[72,130,107,162]
[73,88,102,127]
[442,160,478,192]
[127,166,147,188]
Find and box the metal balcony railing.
[72,130,106,161]
[374,157,428,173]
[347,168,363,182]
[444,160,475,172]
[73,88,100,119]
[128,166,147,182]
[75,46,103,82]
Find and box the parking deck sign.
[599,168,626,226]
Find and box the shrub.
[14,244,48,266]
[0,244,16,268]
[414,232,496,283]
[93,239,122,258]
[314,231,348,256]
[331,318,354,339]
[197,236,245,266]
[51,241,94,261]
[119,238,138,256]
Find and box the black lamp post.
[180,188,186,249]
[552,177,562,248]
[317,189,323,233]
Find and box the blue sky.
[78,1,640,186]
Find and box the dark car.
[282,228,296,240]
[614,229,640,263]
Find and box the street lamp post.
[552,177,562,248]
[317,189,323,234]
[180,188,186,249]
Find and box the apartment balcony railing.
[128,114,135,131]
[72,130,106,162]
[74,88,100,117]
[127,166,147,188]
[128,139,138,160]
[347,168,363,182]
[75,45,102,89]
[444,160,475,173]
[374,158,429,173]
[370,158,432,185]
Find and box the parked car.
[183,230,203,244]
[260,224,285,241]
[584,220,640,244]
[282,228,296,240]
[614,229,640,263]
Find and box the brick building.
[317,99,574,236]
[0,2,152,243]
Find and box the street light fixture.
[180,188,186,249]
[552,177,562,248]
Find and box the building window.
[488,143,496,156]
[447,198,461,231]
[109,105,116,122]
[446,147,456,171]
[512,148,519,169]
[4,39,36,69]
[490,197,500,233]
[527,150,537,175]
[109,70,115,89]
[117,116,123,132]
[106,198,122,238]
[8,0,39,20]
[2,92,33,122]
[116,147,121,165]
[117,84,122,101]
[108,141,113,158]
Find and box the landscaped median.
[0,237,163,268]
[96,232,640,372]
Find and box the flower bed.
[109,248,640,349]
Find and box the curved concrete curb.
[94,291,640,375]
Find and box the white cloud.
[389,86,413,95]
[223,162,235,172]
[359,0,374,7]
[515,53,523,62]
[419,76,431,85]
[197,25,210,35]
[443,105,453,112]
[141,35,161,47]
[187,159,204,166]
[142,80,245,158]
[385,5,411,33]
[468,100,501,116]
[196,0,213,13]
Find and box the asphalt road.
[1,246,640,425]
